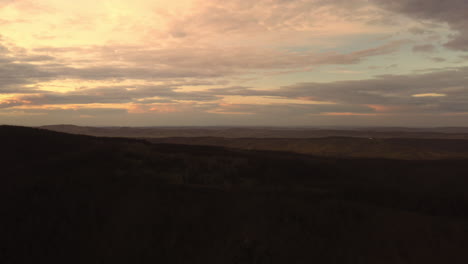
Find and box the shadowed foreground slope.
[2,125,468,263]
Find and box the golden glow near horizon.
[412,93,447,97]
[1,0,468,126]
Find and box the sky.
[1,0,468,127]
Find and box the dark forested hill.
[2,125,468,264]
[148,136,468,160]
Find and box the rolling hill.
[2,125,468,263]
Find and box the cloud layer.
[373,0,468,51]
[0,0,468,126]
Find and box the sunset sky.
[1,0,468,126]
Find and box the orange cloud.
[128,103,193,114]
[366,104,406,112]
[321,112,380,116]
[13,103,129,111]
[0,95,33,108]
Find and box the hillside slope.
[2,125,468,264]
[148,137,468,160]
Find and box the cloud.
[373,0,468,51]
[0,59,55,93]
[0,98,30,108]
[0,44,9,54]
[202,66,468,114]
[18,55,55,62]
[165,0,379,39]
[0,38,58,92]
[0,38,406,97]
[7,84,218,107]
[0,0,14,7]
[430,57,446,63]
[408,26,433,35]
[412,44,435,53]
[1,0,467,126]
[209,103,375,116]
[412,93,446,97]
[3,64,468,126]
[32,41,405,79]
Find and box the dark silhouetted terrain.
[2,125,468,263]
[42,125,468,159]
[148,137,468,160]
[41,124,468,139]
